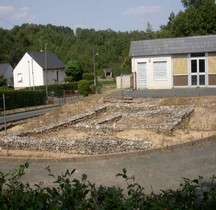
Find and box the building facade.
[130,35,216,89]
[13,51,65,89]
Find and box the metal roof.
[130,35,216,57]
[27,51,65,70]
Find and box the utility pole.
[93,48,98,86]
[2,94,7,134]
[45,43,48,100]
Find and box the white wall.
[132,56,173,89]
[116,75,132,89]
[13,53,65,89]
[13,53,44,89]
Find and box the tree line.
[0,0,215,79]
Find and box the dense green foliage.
[65,60,83,82]
[160,0,216,37]
[0,90,46,109]
[1,163,216,209]
[35,82,78,97]
[82,73,94,81]
[78,80,92,96]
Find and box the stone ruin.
[0,102,194,155]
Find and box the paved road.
[0,138,216,193]
[0,106,57,129]
[112,87,216,99]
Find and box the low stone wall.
[0,102,195,155]
[0,135,151,155]
[18,105,108,137]
[17,103,194,136]
[74,104,194,134]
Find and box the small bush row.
[0,90,46,110]
[35,82,78,97]
[78,80,103,96]
[1,163,216,209]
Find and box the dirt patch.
[1,93,216,158]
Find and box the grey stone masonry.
[0,102,194,155]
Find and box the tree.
[65,60,83,81]
[145,22,155,39]
[159,0,216,37]
[181,0,211,8]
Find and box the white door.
[137,62,147,89]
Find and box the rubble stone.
[0,102,194,155]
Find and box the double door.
[190,58,206,86]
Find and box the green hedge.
[1,164,216,209]
[82,73,94,81]
[35,82,78,97]
[0,90,46,110]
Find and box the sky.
[0,0,184,32]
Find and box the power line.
[0,17,16,27]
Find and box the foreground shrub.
[1,163,216,209]
[78,80,92,96]
[82,73,94,81]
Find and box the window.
[190,54,206,86]
[153,61,167,80]
[17,73,23,83]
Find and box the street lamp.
[45,43,48,100]
[93,48,98,86]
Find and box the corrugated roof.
[27,51,64,70]
[130,35,216,57]
[0,63,11,75]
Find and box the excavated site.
[1,93,216,158]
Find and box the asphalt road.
[113,87,216,98]
[0,106,57,129]
[0,138,216,194]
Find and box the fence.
[0,89,81,115]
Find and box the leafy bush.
[35,82,78,97]
[89,84,96,94]
[82,73,94,81]
[64,76,74,82]
[1,164,216,209]
[96,81,103,94]
[78,80,92,96]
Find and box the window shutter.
[153,61,167,80]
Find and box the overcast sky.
[0,0,184,32]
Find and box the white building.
[13,51,65,89]
[130,35,216,89]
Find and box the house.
[0,63,13,86]
[13,51,65,89]
[130,35,216,89]
[103,68,112,77]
